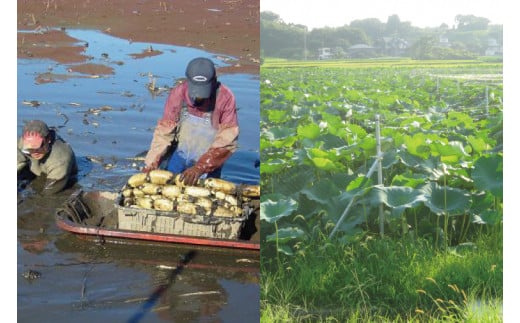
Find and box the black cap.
[185,57,216,99]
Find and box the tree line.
[260,11,503,60]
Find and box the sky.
[260,0,506,30]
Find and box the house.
[439,35,450,48]
[484,38,503,56]
[318,47,332,60]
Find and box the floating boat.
[55,189,260,250]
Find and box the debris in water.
[178,291,220,297]
[22,100,40,107]
[22,269,42,280]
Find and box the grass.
[260,227,502,322]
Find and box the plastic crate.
[115,195,249,240]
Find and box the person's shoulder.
[175,80,188,91]
[51,137,75,156]
[218,82,232,92]
[217,83,235,98]
[17,136,24,148]
[169,81,188,96]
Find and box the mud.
[17,0,260,75]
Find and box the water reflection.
[18,28,259,184]
[18,29,259,322]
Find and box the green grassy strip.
[261,57,502,70]
[260,228,502,322]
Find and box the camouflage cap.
[23,120,50,138]
[22,120,50,149]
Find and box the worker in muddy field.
[143,57,239,186]
[17,120,78,194]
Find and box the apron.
[166,104,217,176]
[176,109,216,162]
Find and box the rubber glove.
[194,147,232,173]
[180,147,232,186]
[180,165,204,186]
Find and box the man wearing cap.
[143,57,239,186]
[17,120,78,195]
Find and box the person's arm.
[143,85,184,171]
[17,148,29,173]
[40,141,76,195]
[143,118,177,171]
[17,136,30,173]
[210,89,239,152]
[41,177,69,195]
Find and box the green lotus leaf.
[431,141,469,163]
[259,137,272,150]
[391,173,427,188]
[472,155,503,198]
[260,193,286,203]
[329,213,366,236]
[421,182,472,215]
[466,135,491,155]
[260,197,299,223]
[368,186,426,217]
[261,136,298,149]
[264,126,295,140]
[297,123,321,139]
[472,210,502,225]
[321,191,360,221]
[346,123,368,139]
[344,89,363,102]
[319,133,348,150]
[403,133,431,159]
[267,109,289,123]
[279,136,298,148]
[381,149,399,169]
[470,191,495,213]
[398,149,425,168]
[399,116,428,129]
[376,93,399,108]
[280,88,295,101]
[359,136,376,152]
[321,114,345,137]
[301,137,319,149]
[266,227,306,243]
[261,158,286,174]
[300,180,341,203]
[399,151,444,178]
[306,147,330,159]
[442,111,475,130]
[268,165,314,197]
[311,157,336,171]
[347,176,372,192]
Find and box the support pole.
[376,115,384,236]
[485,86,489,116]
[328,155,381,239]
[329,115,384,239]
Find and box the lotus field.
[259,60,503,320]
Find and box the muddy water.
[17,29,259,322]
